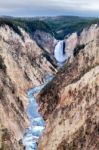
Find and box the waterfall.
[22,75,53,150]
[54,40,67,65]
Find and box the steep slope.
[33,30,57,53]
[0,25,56,149]
[0,64,24,150]
[37,25,99,150]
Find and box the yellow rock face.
[0,25,56,149]
[37,25,99,150]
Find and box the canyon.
[0,24,56,149]
[0,21,99,150]
[37,24,99,150]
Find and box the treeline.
[0,17,53,38]
[44,16,99,39]
[0,16,99,40]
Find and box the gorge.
[22,41,67,150]
[0,17,99,150]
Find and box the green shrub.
[73,44,85,57]
[17,97,24,112]
[42,51,57,68]
[0,55,6,73]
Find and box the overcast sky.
[0,0,99,17]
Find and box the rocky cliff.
[0,25,56,149]
[33,30,57,53]
[37,25,99,150]
[0,23,99,150]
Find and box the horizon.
[0,15,99,19]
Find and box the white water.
[22,75,53,150]
[54,40,67,65]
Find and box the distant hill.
[43,16,99,39]
[0,16,99,39]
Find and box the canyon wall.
[0,25,56,149]
[0,23,99,150]
[37,25,99,150]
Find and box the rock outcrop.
[33,30,57,53]
[37,25,99,150]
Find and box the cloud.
[0,0,99,16]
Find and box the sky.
[0,0,99,17]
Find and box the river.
[22,40,67,150]
[22,75,53,150]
